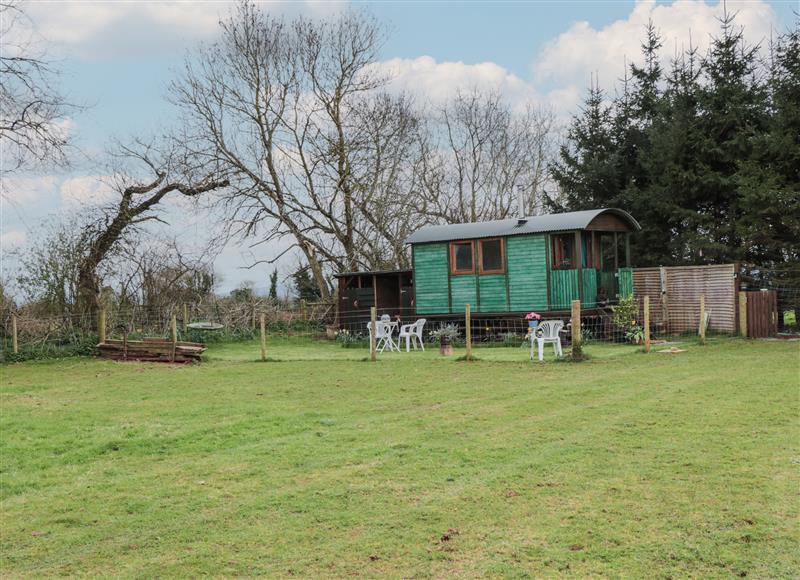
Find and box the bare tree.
[74,139,228,315]
[172,3,424,297]
[13,215,100,314]
[0,1,80,174]
[419,89,555,223]
[115,238,217,312]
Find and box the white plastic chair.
[530,320,564,361]
[398,319,426,352]
[367,320,399,353]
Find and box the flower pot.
[439,336,453,356]
[528,320,539,328]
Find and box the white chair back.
[538,320,563,339]
[368,320,391,339]
[414,318,427,336]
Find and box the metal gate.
[746,290,778,338]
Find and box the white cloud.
[1,229,27,249]
[377,56,540,109]
[0,175,59,204]
[25,1,223,58]
[532,0,778,113]
[25,0,349,59]
[60,175,116,207]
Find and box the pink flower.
[525,312,541,320]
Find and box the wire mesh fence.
[3,285,796,364]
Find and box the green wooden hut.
[406,208,640,315]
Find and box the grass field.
[1,338,798,577]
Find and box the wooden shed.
[406,208,640,315]
[335,269,413,323]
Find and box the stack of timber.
[97,337,206,363]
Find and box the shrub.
[612,296,643,343]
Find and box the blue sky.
[2,0,796,294]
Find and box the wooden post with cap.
[643,296,650,353]
[170,314,177,362]
[738,291,748,337]
[699,293,706,345]
[260,313,267,361]
[465,303,473,360]
[571,299,581,360]
[370,307,377,362]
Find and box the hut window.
[478,238,505,274]
[450,241,474,274]
[551,234,575,270]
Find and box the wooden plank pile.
[97,337,206,363]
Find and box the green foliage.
[625,326,645,344]
[429,323,460,341]
[611,295,644,344]
[611,295,638,331]
[229,284,254,302]
[269,269,279,299]
[335,329,368,348]
[292,266,321,302]
[183,327,257,344]
[1,331,98,363]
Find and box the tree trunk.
[76,263,101,323]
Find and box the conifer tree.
[269,269,279,300]
[550,78,620,210]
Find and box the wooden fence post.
[738,291,748,338]
[660,266,669,334]
[370,306,377,362]
[11,313,18,354]
[465,303,473,361]
[643,296,650,353]
[301,299,307,321]
[183,303,189,333]
[170,314,177,363]
[260,313,267,362]
[699,293,706,345]
[571,299,582,360]
[98,308,106,344]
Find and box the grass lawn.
[1,338,798,577]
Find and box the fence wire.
[2,279,798,363]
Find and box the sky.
[1,0,796,295]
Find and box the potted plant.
[525,311,542,329]
[429,323,459,356]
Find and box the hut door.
[746,291,778,338]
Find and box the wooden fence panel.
[633,264,737,336]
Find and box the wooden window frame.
[551,233,577,270]
[477,237,506,275]
[449,241,475,275]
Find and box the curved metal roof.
[405,208,640,244]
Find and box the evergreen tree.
[614,21,667,265]
[642,41,705,265]
[550,79,620,210]
[292,266,322,302]
[738,25,800,266]
[268,269,278,300]
[690,9,768,263]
